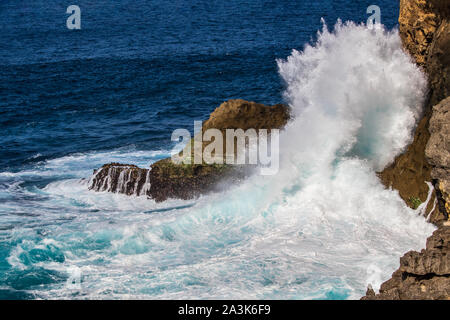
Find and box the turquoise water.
[0,1,436,299]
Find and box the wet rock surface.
[363,0,450,300]
[426,97,450,220]
[89,163,150,196]
[362,226,450,300]
[203,99,289,132]
[398,0,450,105]
[380,0,450,211]
[148,159,247,202]
[89,99,290,202]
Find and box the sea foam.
[1,21,436,299]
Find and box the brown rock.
[89,100,290,202]
[427,227,450,250]
[362,227,450,300]
[148,159,242,202]
[362,1,450,300]
[203,99,289,132]
[426,19,450,106]
[378,113,432,208]
[380,0,450,213]
[398,0,444,68]
[426,97,450,219]
[400,250,449,276]
[363,1,450,300]
[426,97,450,173]
[149,99,290,202]
[88,163,150,196]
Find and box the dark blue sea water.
[2,1,434,300]
[1,0,399,171]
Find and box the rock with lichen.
[89,99,290,202]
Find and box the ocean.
[0,0,436,299]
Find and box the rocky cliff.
[380,0,450,221]
[363,0,450,300]
[89,99,289,202]
[426,97,450,221]
[363,227,450,300]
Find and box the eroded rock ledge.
[426,97,450,219]
[380,0,450,217]
[89,163,150,196]
[363,0,450,300]
[362,226,450,300]
[89,99,290,202]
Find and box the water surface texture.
[0,1,435,300]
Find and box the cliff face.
[89,163,150,196]
[398,0,450,106]
[363,227,450,300]
[380,0,450,223]
[426,97,450,219]
[203,99,289,132]
[149,100,289,202]
[363,0,450,300]
[89,99,290,202]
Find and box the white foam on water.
[0,147,170,180]
[1,21,436,300]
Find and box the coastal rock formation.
[148,100,289,202]
[398,0,450,105]
[89,99,290,201]
[380,0,450,215]
[148,159,240,202]
[379,113,432,209]
[362,226,450,300]
[89,163,150,196]
[203,99,289,132]
[426,97,450,221]
[364,0,450,300]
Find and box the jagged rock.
[379,114,432,208]
[427,18,450,106]
[380,0,450,213]
[362,227,450,300]
[148,100,289,202]
[365,285,376,298]
[439,180,450,218]
[427,227,450,250]
[399,0,450,105]
[89,100,290,202]
[89,163,150,196]
[148,159,245,202]
[362,0,450,300]
[426,98,450,172]
[426,97,450,220]
[399,0,442,67]
[401,250,449,276]
[203,99,289,132]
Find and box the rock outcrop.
[89,99,290,202]
[203,99,289,132]
[426,97,450,222]
[398,0,450,106]
[363,0,450,300]
[148,159,240,202]
[148,100,289,201]
[362,226,450,300]
[89,163,150,196]
[380,0,450,219]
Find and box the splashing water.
[0,22,435,300]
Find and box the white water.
[0,22,436,299]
